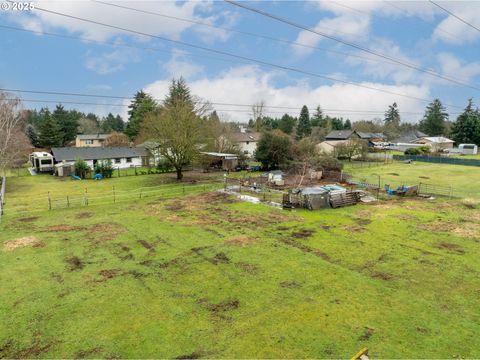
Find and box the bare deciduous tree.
[104,132,130,147]
[0,92,31,175]
[251,100,265,131]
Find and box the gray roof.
[325,130,357,140]
[76,134,109,140]
[393,129,428,143]
[51,147,147,161]
[356,132,386,140]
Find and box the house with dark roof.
[392,129,428,144]
[325,130,359,141]
[51,147,148,170]
[75,134,109,147]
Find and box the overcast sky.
[1,0,479,123]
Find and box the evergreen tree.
[310,105,326,127]
[296,105,311,140]
[38,110,63,148]
[330,117,344,130]
[25,124,39,147]
[344,119,352,130]
[450,99,480,145]
[126,91,158,140]
[419,99,448,136]
[102,113,125,133]
[278,114,296,134]
[384,102,400,126]
[52,104,78,145]
[164,77,193,108]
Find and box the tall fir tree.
[310,105,325,127]
[419,99,448,136]
[384,102,400,126]
[38,110,63,148]
[278,113,297,134]
[102,113,125,133]
[344,119,352,130]
[296,105,311,140]
[25,124,39,147]
[52,104,78,145]
[125,91,157,140]
[450,99,480,145]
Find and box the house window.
[126,157,132,163]
[246,141,250,145]
[84,139,93,145]
[244,150,249,154]
[115,158,121,164]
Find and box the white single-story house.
[412,136,454,151]
[51,147,148,170]
[231,132,261,157]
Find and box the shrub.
[74,158,90,179]
[156,158,174,173]
[312,156,343,171]
[94,159,114,178]
[404,146,431,155]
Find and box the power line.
[5,97,463,117]
[429,0,480,34]
[90,0,403,68]
[224,0,480,92]
[382,1,464,44]
[24,3,465,109]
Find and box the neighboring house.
[325,130,360,141]
[412,136,454,151]
[392,129,427,144]
[51,147,148,170]
[231,132,261,157]
[137,141,162,166]
[356,132,387,142]
[316,140,349,155]
[75,134,109,147]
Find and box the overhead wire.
[17,3,465,109]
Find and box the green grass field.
[1,169,480,358]
[345,161,480,198]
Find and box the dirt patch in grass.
[358,327,375,341]
[371,272,394,281]
[452,226,480,240]
[342,224,366,233]
[397,214,418,221]
[3,236,44,251]
[355,218,372,226]
[89,223,127,241]
[279,237,333,263]
[99,269,121,279]
[199,298,240,314]
[224,235,256,247]
[16,216,39,222]
[214,252,230,263]
[66,256,84,271]
[74,347,103,358]
[388,172,400,176]
[434,242,465,254]
[47,225,84,232]
[418,221,456,232]
[165,202,186,212]
[419,176,430,179]
[234,262,260,274]
[14,341,56,358]
[75,212,93,219]
[279,280,302,288]
[292,229,315,238]
[138,240,155,250]
[174,351,204,359]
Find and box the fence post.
[183,184,185,195]
[117,168,120,177]
[113,186,116,203]
[239,180,242,193]
[67,195,70,208]
[84,188,88,206]
[48,192,52,210]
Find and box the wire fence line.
[4,181,224,217]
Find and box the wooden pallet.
[329,191,360,208]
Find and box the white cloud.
[436,52,480,84]
[85,41,139,74]
[162,49,205,80]
[144,65,430,123]
[432,2,480,44]
[12,0,228,42]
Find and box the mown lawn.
[345,161,480,198]
[1,172,480,358]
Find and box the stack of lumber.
[329,191,360,208]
